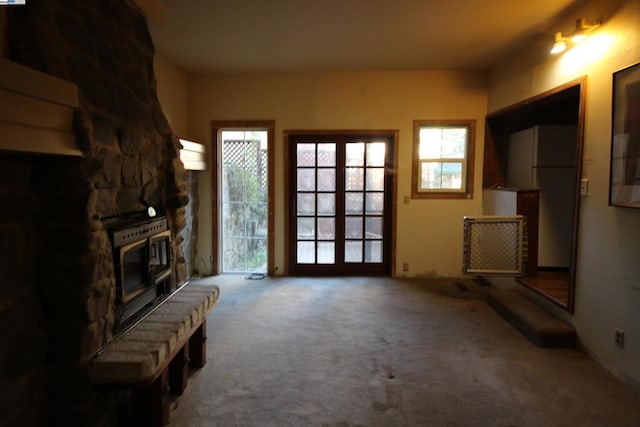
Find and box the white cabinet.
[483,188,540,276]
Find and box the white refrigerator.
[506,125,577,268]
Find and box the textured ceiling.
[149,0,581,74]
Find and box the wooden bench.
[88,283,220,426]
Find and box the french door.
[287,132,395,275]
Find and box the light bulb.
[570,18,599,44]
[551,32,567,54]
[571,32,587,44]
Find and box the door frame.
[211,120,275,275]
[283,129,399,276]
[483,77,586,313]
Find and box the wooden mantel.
[0,58,82,157]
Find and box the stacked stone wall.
[1,0,188,425]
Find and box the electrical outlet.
[402,262,409,272]
[580,178,589,196]
[615,329,625,348]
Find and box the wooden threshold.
[517,270,570,308]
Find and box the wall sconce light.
[551,32,567,54]
[571,18,600,43]
[550,18,601,54]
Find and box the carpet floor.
[167,275,640,426]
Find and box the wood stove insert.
[106,211,172,333]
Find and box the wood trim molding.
[0,58,79,108]
[0,60,81,156]
[283,132,291,276]
[486,76,587,118]
[390,130,399,277]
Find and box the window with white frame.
[412,120,475,199]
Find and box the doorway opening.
[212,121,275,275]
[284,130,398,276]
[484,79,585,312]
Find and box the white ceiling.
[148,0,581,74]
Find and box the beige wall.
[153,0,640,394]
[187,71,487,277]
[154,54,188,136]
[488,0,640,392]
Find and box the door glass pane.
[365,240,383,263]
[297,241,315,263]
[317,169,336,191]
[345,192,363,214]
[297,144,316,166]
[317,218,335,240]
[297,218,315,239]
[365,192,384,215]
[346,142,365,166]
[221,130,268,273]
[345,217,363,238]
[223,238,241,271]
[365,217,383,239]
[248,239,266,271]
[317,143,336,166]
[366,168,384,191]
[297,193,315,215]
[222,206,242,234]
[297,169,315,191]
[345,168,364,191]
[345,241,363,262]
[317,242,335,264]
[317,193,336,215]
[366,142,386,166]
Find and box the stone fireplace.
[0,0,193,425]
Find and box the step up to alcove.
[488,288,576,348]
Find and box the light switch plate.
[580,178,589,196]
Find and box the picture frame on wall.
[610,62,640,208]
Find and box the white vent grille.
[462,215,526,276]
[179,138,207,171]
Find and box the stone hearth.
[0,0,194,425]
[88,283,219,385]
